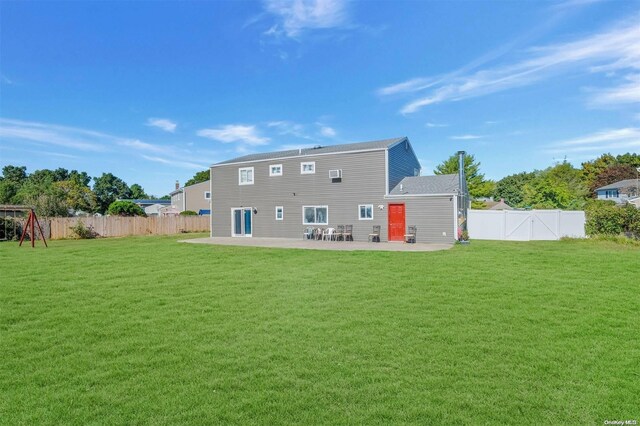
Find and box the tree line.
[434,152,640,209]
[0,166,165,216]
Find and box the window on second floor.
[270,164,283,176]
[239,167,254,185]
[301,162,315,174]
[204,191,211,199]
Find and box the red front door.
[388,204,405,241]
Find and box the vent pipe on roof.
[175,180,180,190]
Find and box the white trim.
[269,164,283,177]
[275,206,284,220]
[358,204,374,220]
[302,205,328,225]
[238,167,254,185]
[209,176,213,237]
[453,194,458,241]
[300,161,316,174]
[231,207,253,237]
[211,147,387,168]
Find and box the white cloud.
[548,127,640,153]
[267,120,311,139]
[450,134,484,140]
[0,118,109,152]
[146,118,177,133]
[319,126,336,137]
[378,15,640,113]
[141,155,208,170]
[426,122,448,128]
[262,0,349,38]
[197,124,270,145]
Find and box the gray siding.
[387,138,421,193]
[385,196,456,244]
[211,144,456,244]
[212,150,394,241]
[184,180,211,212]
[170,192,183,211]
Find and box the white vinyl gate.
[467,210,585,241]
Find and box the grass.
[1,235,638,424]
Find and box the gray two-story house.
[210,137,466,243]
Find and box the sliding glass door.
[232,208,252,237]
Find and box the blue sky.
[1,0,639,197]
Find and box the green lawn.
[1,235,638,424]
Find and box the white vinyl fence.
[468,210,585,241]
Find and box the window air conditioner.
[329,169,342,179]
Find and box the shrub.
[180,210,198,216]
[585,200,639,239]
[107,201,146,217]
[69,221,98,239]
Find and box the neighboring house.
[118,199,171,215]
[210,137,468,243]
[170,180,212,214]
[485,198,513,210]
[595,179,640,204]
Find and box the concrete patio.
[181,237,453,252]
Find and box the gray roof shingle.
[389,174,460,195]
[212,137,406,166]
[595,179,640,191]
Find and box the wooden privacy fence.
[48,216,210,239]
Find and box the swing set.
[0,205,48,247]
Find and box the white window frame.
[301,161,316,174]
[238,167,254,185]
[302,205,328,225]
[275,206,284,220]
[269,164,283,177]
[204,191,211,200]
[358,204,374,220]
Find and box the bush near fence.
[48,216,210,239]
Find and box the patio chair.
[343,225,353,241]
[335,225,344,241]
[303,227,314,240]
[314,228,323,240]
[368,225,381,242]
[323,227,336,241]
[405,225,417,243]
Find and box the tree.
[590,164,638,195]
[434,153,495,198]
[581,154,617,189]
[130,183,149,199]
[107,200,146,216]
[1,165,27,183]
[616,152,640,168]
[93,173,132,213]
[493,171,536,207]
[53,180,97,213]
[522,161,588,209]
[184,170,210,187]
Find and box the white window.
[204,191,211,199]
[270,164,283,176]
[358,204,373,220]
[239,167,254,185]
[301,162,315,174]
[303,206,328,225]
[275,206,284,220]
